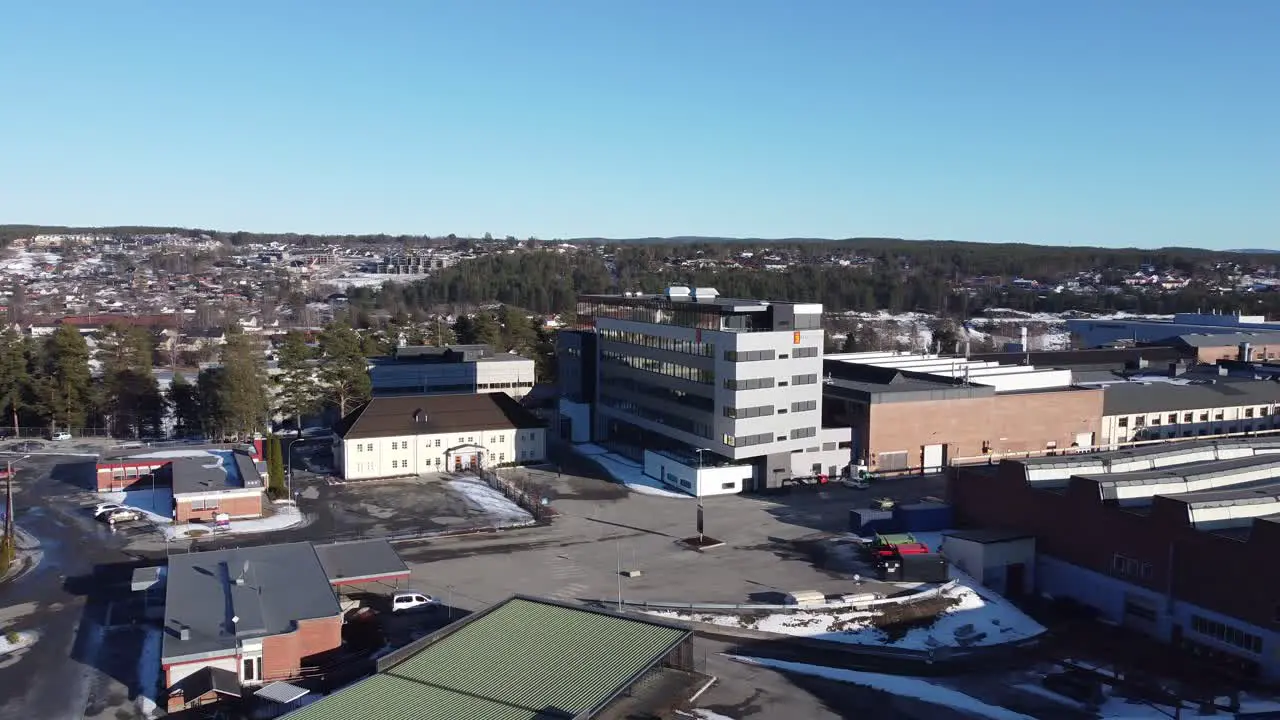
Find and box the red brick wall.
[949,463,1280,629]
[261,615,343,681]
[174,493,263,523]
[867,388,1103,471]
[96,461,168,491]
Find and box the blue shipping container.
[849,508,897,534]
[894,503,954,532]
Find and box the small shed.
[941,529,1036,597]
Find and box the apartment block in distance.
[560,287,852,494]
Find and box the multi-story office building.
[369,345,536,399]
[559,287,852,494]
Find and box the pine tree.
[0,329,29,435]
[267,435,286,497]
[317,321,371,417]
[37,325,94,433]
[218,328,270,439]
[97,324,163,438]
[470,311,502,348]
[167,372,202,438]
[275,331,319,431]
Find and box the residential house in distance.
[368,344,536,400]
[560,287,852,495]
[333,393,547,481]
[155,540,409,712]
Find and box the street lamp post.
[694,449,707,543]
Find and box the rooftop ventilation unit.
[665,286,692,299]
[691,287,720,301]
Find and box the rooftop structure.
[336,392,545,440]
[825,351,1074,393]
[1068,313,1280,351]
[369,344,536,399]
[282,596,698,720]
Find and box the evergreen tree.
[275,331,318,431]
[218,328,270,439]
[267,435,286,496]
[317,321,371,417]
[167,372,202,438]
[0,329,29,435]
[196,368,228,439]
[470,311,502,348]
[497,305,537,354]
[97,324,164,438]
[37,325,94,432]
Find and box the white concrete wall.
[642,450,753,497]
[340,427,547,480]
[166,655,239,686]
[1102,401,1280,446]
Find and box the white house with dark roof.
[333,393,547,480]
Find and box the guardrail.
[583,581,957,614]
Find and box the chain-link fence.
[479,466,554,524]
[2,426,114,439]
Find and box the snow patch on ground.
[572,445,691,499]
[102,488,175,523]
[689,711,737,720]
[0,629,37,655]
[645,569,1043,650]
[135,627,162,718]
[447,478,535,525]
[163,504,305,539]
[727,656,1036,720]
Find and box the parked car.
[98,508,140,524]
[92,502,127,517]
[391,592,437,613]
[50,431,72,441]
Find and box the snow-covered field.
[728,656,1036,720]
[447,477,536,525]
[572,444,691,499]
[645,569,1044,650]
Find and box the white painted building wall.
[642,450,753,497]
[338,427,547,480]
[1102,400,1280,446]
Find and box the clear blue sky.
[2,1,1277,248]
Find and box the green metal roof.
[284,597,690,720]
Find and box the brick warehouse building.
[155,540,410,712]
[97,445,267,523]
[949,439,1280,680]
[823,352,1103,473]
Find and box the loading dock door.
[922,444,944,473]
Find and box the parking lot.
[0,442,954,720]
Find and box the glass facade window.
[791,400,817,412]
[724,349,776,362]
[600,394,712,439]
[723,404,774,419]
[599,328,713,357]
[724,431,773,448]
[793,346,819,358]
[790,426,817,440]
[601,376,714,411]
[723,377,775,391]
[792,373,818,385]
[602,351,714,384]
[579,300,720,330]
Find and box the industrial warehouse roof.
[1172,332,1280,348]
[281,596,691,720]
[1101,379,1280,415]
[335,392,545,440]
[167,451,263,496]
